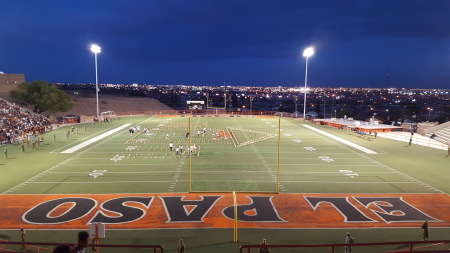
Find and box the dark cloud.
[0,0,449,87]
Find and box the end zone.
[2,193,450,230]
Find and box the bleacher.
[430,127,450,145]
[0,97,52,144]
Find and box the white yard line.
[50,124,123,153]
[3,118,155,195]
[302,124,377,154]
[61,124,131,153]
[280,119,442,194]
[26,181,184,184]
[48,171,184,174]
[233,118,287,191]
[24,180,421,184]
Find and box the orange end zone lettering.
[1,193,449,229]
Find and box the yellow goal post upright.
[188,117,281,193]
[187,116,282,242]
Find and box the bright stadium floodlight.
[302,47,314,121]
[90,44,101,118]
[303,47,314,57]
[90,44,101,54]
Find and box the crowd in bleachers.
[0,99,52,145]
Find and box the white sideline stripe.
[302,124,377,154]
[61,124,131,154]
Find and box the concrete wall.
[0,73,25,93]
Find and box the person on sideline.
[259,238,269,253]
[20,228,26,250]
[345,232,354,253]
[422,219,429,241]
[72,231,89,253]
[177,239,185,253]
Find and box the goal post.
[233,191,238,242]
[206,93,227,115]
[100,111,116,120]
[187,117,281,193]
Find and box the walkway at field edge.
[302,124,377,154]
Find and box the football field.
[0,115,449,252]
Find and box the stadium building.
[0,72,25,93]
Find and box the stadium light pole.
[90,44,101,118]
[427,107,433,121]
[302,47,314,121]
[294,96,298,116]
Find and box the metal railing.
[378,132,449,150]
[0,240,164,253]
[240,240,450,253]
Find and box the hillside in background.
[54,96,175,117]
[0,92,174,117]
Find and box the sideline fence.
[240,240,450,253]
[97,109,277,117]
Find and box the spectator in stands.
[177,239,185,253]
[345,232,354,253]
[72,231,89,253]
[259,238,269,253]
[430,133,436,139]
[421,219,429,241]
[53,244,71,253]
[0,99,52,145]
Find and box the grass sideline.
[0,116,449,252]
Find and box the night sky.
[1,0,449,88]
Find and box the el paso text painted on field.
[1,193,449,229]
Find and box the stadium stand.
[423,121,450,146]
[0,98,52,144]
[53,96,176,117]
[429,127,450,145]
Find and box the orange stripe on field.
[1,193,450,229]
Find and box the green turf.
[1,116,449,252]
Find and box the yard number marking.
[339,169,359,178]
[89,170,108,179]
[318,156,334,162]
[110,154,125,162]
